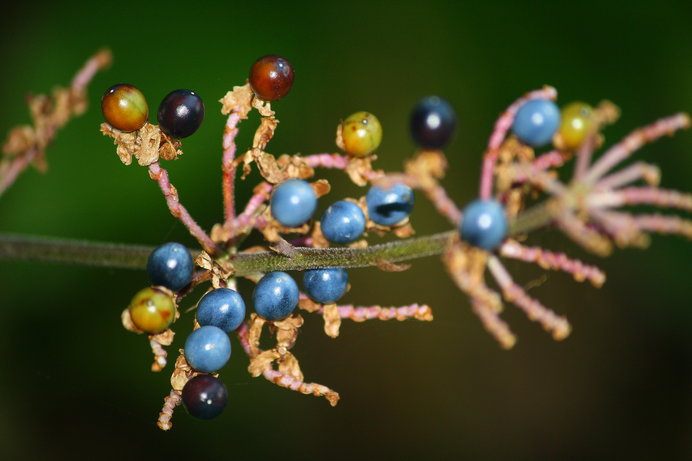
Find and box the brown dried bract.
[346,156,384,186]
[100,122,182,166]
[322,303,341,338]
[219,84,254,118]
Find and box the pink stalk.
[500,240,606,287]
[157,390,182,431]
[631,214,692,238]
[424,183,461,225]
[302,153,350,169]
[71,49,111,92]
[234,182,273,230]
[557,211,613,256]
[585,113,690,183]
[532,150,568,172]
[148,162,219,255]
[471,298,516,349]
[595,162,660,190]
[0,149,35,196]
[222,112,242,226]
[311,302,433,322]
[236,322,339,406]
[487,256,571,340]
[149,338,168,372]
[480,86,558,199]
[587,187,692,212]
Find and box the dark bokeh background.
[0,1,690,460]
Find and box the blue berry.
[270,179,318,227]
[147,242,193,291]
[253,272,299,320]
[303,268,349,304]
[459,199,508,251]
[196,288,246,333]
[182,375,228,420]
[320,200,366,244]
[410,96,457,149]
[511,99,561,147]
[157,89,205,138]
[366,183,415,226]
[184,326,231,373]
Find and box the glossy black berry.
[182,375,228,420]
[157,89,205,138]
[410,96,457,149]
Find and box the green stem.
[0,201,555,275]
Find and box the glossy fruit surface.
[366,183,415,226]
[320,200,366,244]
[101,84,148,132]
[182,375,229,420]
[157,89,205,138]
[511,99,560,147]
[303,268,349,304]
[270,179,317,227]
[249,55,295,102]
[253,271,299,321]
[409,96,457,149]
[184,326,231,373]
[558,102,593,150]
[196,288,246,333]
[128,286,176,334]
[459,199,508,251]
[147,242,193,291]
[341,111,382,157]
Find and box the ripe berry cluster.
[100,51,689,430]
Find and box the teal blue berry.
[196,288,246,333]
[320,200,366,244]
[270,179,317,227]
[184,326,231,373]
[459,199,508,251]
[146,242,193,291]
[511,99,560,147]
[253,271,299,321]
[366,183,414,226]
[303,268,349,304]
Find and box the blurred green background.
[0,1,690,459]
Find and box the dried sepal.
[2,126,36,157]
[322,303,341,338]
[345,155,383,186]
[249,350,281,377]
[100,122,182,166]
[219,84,254,118]
[277,351,304,381]
[121,307,143,334]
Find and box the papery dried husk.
[322,303,341,338]
[219,84,254,118]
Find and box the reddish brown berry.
[248,55,294,102]
[101,84,148,132]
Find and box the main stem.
[0,201,554,276]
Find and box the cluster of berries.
[105,50,662,428]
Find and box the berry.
[184,326,231,373]
[270,179,317,227]
[182,375,228,420]
[511,99,561,147]
[101,84,148,132]
[147,242,193,291]
[303,268,349,304]
[157,89,204,138]
[253,271,299,321]
[320,200,366,244]
[341,111,382,157]
[366,183,415,226]
[128,286,176,334]
[196,288,246,333]
[557,102,594,150]
[459,199,508,251]
[409,96,457,149]
[249,55,295,102]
